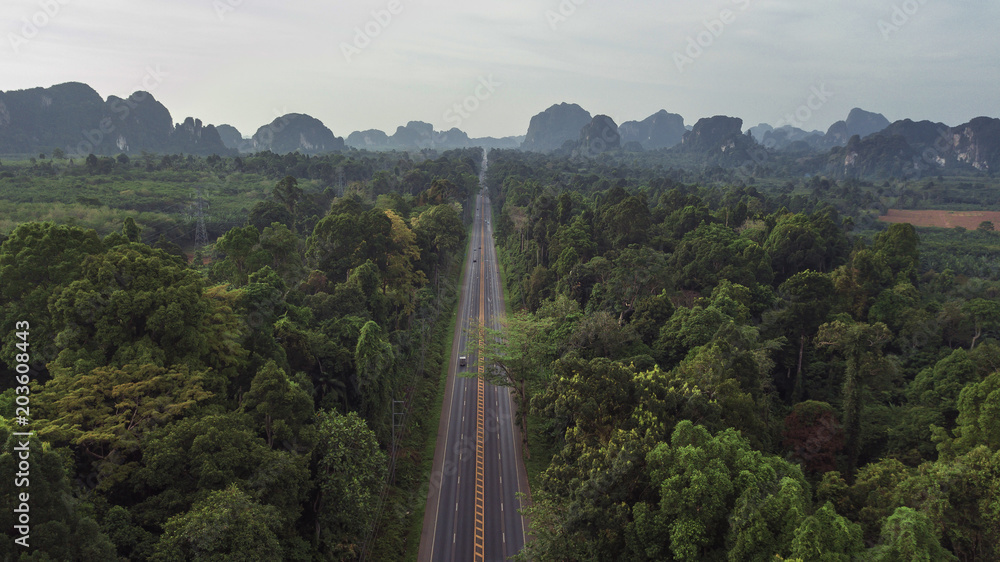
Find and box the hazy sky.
[4,0,998,139]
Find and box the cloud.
[2,0,997,137]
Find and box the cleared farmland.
[879,209,1000,229]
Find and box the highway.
[418,149,529,561]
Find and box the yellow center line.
[474,204,486,562]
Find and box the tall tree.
[468,311,557,458]
[242,360,314,448]
[273,175,303,227]
[311,410,386,560]
[816,317,892,475]
[354,320,395,441]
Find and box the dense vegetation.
[3,143,1000,560]
[480,149,1000,561]
[0,148,480,560]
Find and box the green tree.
[0,222,104,372]
[668,222,773,293]
[469,311,557,457]
[123,216,142,242]
[411,203,466,283]
[49,244,243,373]
[532,356,636,445]
[629,290,675,347]
[871,222,920,283]
[382,209,426,320]
[891,447,1000,559]
[627,421,809,561]
[354,320,395,441]
[816,317,892,474]
[259,221,303,283]
[0,427,117,561]
[134,412,310,531]
[35,363,214,491]
[242,360,314,448]
[273,176,303,225]
[521,428,648,561]
[936,371,1000,456]
[961,297,1000,350]
[788,502,864,562]
[770,270,835,401]
[596,194,651,249]
[765,213,834,282]
[152,484,284,561]
[867,507,957,561]
[311,410,387,560]
[214,224,267,286]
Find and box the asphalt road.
[418,151,529,561]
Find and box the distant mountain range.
[0,82,231,157]
[1,82,998,177]
[343,121,523,152]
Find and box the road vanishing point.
[418,149,530,561]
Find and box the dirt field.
[879,209,1000,229]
